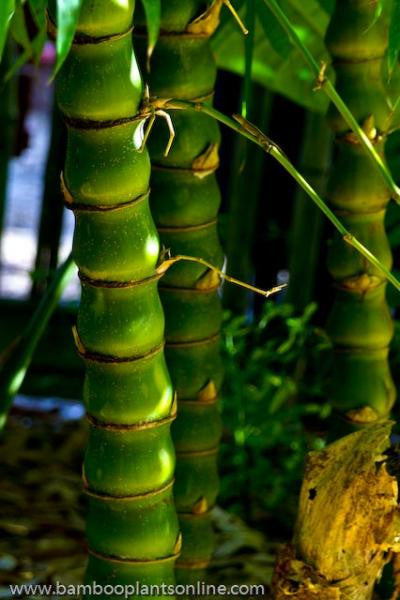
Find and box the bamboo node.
[72,328,165,364]
[186,0,247,37]
[61,172,150,212]
[343,116,382,145]
[88,548,180,565]
[139,87,176,156]
[46,10,134,46]
[195,269,221,290]
[171,392,178,418]
[313,61,328,91]
[339,272,382,293]
[186,0,223,36]
[173,532,183,555]
[197,380,218,403]
[192,497,209,515]
[192,143,220,178]
[86,412,176,432]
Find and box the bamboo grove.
[4,0,400,597]
[53,0,180,592]
[135,0,224,582]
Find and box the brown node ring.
[83,478,175,502]
[61,173,150,213]
[72,326,165,364]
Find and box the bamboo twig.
[157,253,286,298]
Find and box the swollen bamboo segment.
[325,0,395,425]
[135,0,224,581]
[52,0,179,595]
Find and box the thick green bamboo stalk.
[287,112,332,311]
[52,1,179,594]
[135,0,224,583]
[324,0,395,425]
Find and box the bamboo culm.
[53,0,180,595]
[135,0,224,583]
[325,0,395,425]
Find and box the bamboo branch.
[262,0,400,204]
[159,99,400,293]
[157,253,286,298]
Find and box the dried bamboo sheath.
[135,0,224,582]
[54,0,179,593]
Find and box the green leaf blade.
[139,0,161,64]
[54,0,83,76]
[0,0,16,61]
[389,0,400,74]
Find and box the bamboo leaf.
[313,0,335,16]
[28,0,47,63]
[255,0,291,59]
[0,0,15,61]
[139,0,161,64]
[212,0,330,112]
[54,0,83,75]
[13,0,47,65]
[242,0,256,117]
[0,254,75,429]
[10,0,30,53]
[388,0,400,74]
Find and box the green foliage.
[10,0,46,70]
[0,0,15,60]
[388,0,400,73]
[53,0,83,75]
[256,0,291,59]
[212,0,331,112]
[139,0,160,61]
[219,302,331,533]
